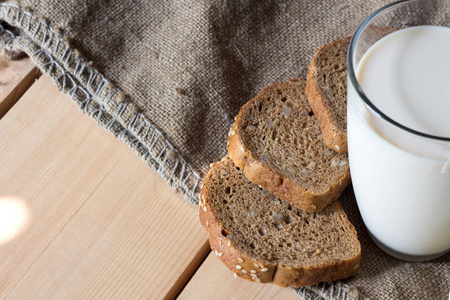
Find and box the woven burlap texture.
[0,1,448,299]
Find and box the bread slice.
[228,79,350,213]
[306,36,350,153]
[199,156,361,287]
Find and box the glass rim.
[347,0,450,142]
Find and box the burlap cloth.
[0,0,448,299]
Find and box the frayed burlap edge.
[0,3,202,206]
[0,3,365,299]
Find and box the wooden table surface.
[0,56,299,299]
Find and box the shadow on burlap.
[0,1,448,299]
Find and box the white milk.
[348,26,450,256]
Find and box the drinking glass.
[347,0,450,261]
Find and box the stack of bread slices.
[199,37,360,288]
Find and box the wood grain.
[0,56,39,118]
[0,75,209,299]
[178,253,299,300]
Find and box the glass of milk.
[347,0,450,261]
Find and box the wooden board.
[0,75,209,299]
[178,253,299,300]
[0,56,39,118]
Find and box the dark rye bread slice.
[306,36,351,153]
[228,79,350,213]
[199,156,361,287]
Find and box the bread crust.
[199,158,361,287]
[227,80,351,213]
[306,36,351,154]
